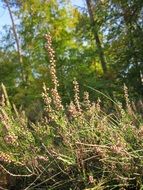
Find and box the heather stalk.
[1,83,10,107]
[45,33,63,111]
[124,84,133,116]
[73,78,81,113]
[83,91,91,110]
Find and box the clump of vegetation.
[0,34,143,190]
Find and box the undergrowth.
[0,34,143,190]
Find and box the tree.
[4,0,25,83]
[85,0,107,74]
[107,0,143,95]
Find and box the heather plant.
[0,34,143,190]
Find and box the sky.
[0,2,11,30]
[0,0,85,31]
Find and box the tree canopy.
[0,0,143,113]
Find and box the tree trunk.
[121,4,143,94]
[85,0,107,74]
[4,0,25,83]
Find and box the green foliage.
[0,0,143,110]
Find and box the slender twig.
[49,179,75,190]
[0,164,34,177]
[75,141,109,149]
[42,143,71,178]
[0,187,8,190]
[30,171,62,189]
[24,161,54,190]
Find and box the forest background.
[0,0,143,119]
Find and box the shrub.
[0,34,143,190]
